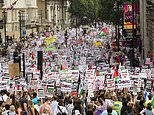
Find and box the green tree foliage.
[68,0,132,24]
[68,0,100,22]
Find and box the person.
[20,91,30,115]
[57,99,68,115]
[134,95,142,115]
[65,98,74,115]
[15,101,22,115]
[51,96,58,115]
[10,94,16,106]
[86,104,94,115]
[9,105,16,115]
[2,90,9,102]
[39,97,52,115]
[32,92,39,105]
[120,100,129,115]
[80,92,87,115]
[72,99,82,115]
[140,103,153,115]
[94,99,104,115]
[28,100,35,115]
[101,106,118,115]
[2,104,10,115]
[113,99,122,115]
[34,99,42,114]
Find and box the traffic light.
[13,52,20,63]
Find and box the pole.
[19,11,22,41]
[61,0,64,30]
[122,3,124,40]
[114,1,118,51]
[76,17,77,40]
[3,10,7,49]
[132,0,135,67]
[45,0,47,20]
[117,2,120,52]
[23,53,25,78]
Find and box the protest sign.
[115,78,131,89]
[37,88,45,98]
[106,79,115,90]
[8,63,20,76]
[0,81,7,90]
[61,82,72,92]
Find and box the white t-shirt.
[3,94,8,102]
[51,101,58,115]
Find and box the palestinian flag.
[99,27,107,36]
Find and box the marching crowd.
[0,24,154,115]
[0,89,154,115]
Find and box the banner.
[123,4,136,29]
[37,88,45,98]
[8,63,20,76]
[116,78,131,89]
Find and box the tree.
[68,0,100,24]
[68,0,132,25]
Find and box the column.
[48,5,51,22]
[55,4,58,26]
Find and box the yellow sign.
[8,63,20,76]
[94,41,101,46]
[45,37,56,46]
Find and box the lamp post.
[2,10,7,49]
[131,0,135,67]
[114,1,118,51]
[61,0,64,30]
[18,11,22,41]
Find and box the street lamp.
[18,11,22,41]
[130,0,135,67]
[2,10,7,49]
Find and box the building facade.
[45,0,71,31]
[0,0,38,40]
[140,0,154,60]
[0,0,71,40]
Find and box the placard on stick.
[8,63,20,76]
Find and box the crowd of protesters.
[0,24,154,115]
[0,89,153,115]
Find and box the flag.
[61,65,65,70]
[152,98,154,109]
[99,28,107,36]
[113,68,118,78]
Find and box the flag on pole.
[113,68,118,78]
[99,28,107,36]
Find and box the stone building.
[0,0,70,41]
[0,0,38,40]
[140,0,154,59]
[45,0,71,31]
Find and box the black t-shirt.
[20,97,28,111]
